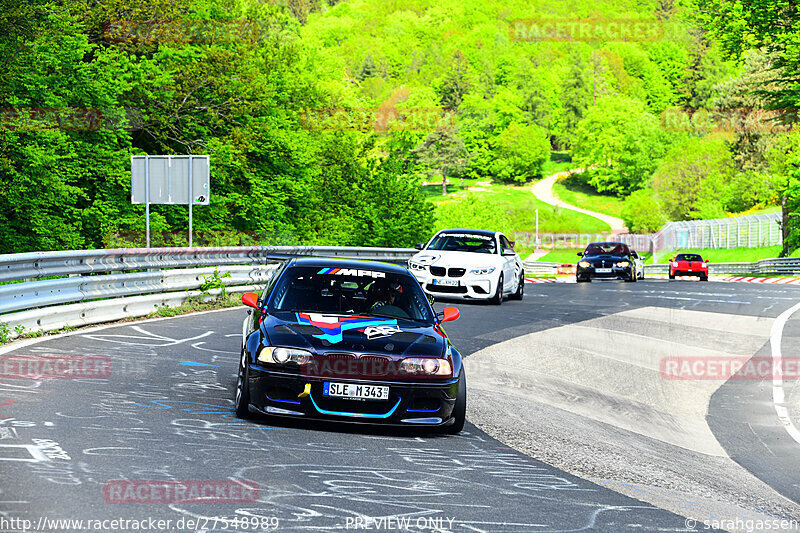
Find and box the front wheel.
[668,272,675,280]
[576,277,590,283]
[700,275,708,281]
[625,270,637,282]
[510,272,524,300]
[490,274,504,305]
[234,349,252,419]
[443,368,466,434]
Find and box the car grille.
[308,353,397,378]
[430,266,446,277]
[448,268,466,278]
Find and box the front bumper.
[247,365,460,427]
[576,265,634,280]
[671,269,708,277]
[410,270,497,300]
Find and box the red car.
[669,253,709,281]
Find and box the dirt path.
[532,170,628,234]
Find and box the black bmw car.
[576,242,637,282]
[235,257,466,433]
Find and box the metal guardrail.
[522,261,562,276]
[525,257,800,277]
[0,246,416,340]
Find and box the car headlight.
[578,261,590,268]
[408,261,426,271]
[671,261,679,267]
[616,261,630,268]
[399,357,453,376]
[469,267,496,275]
[258,346,313,365]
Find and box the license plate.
[323,382,389,401]
[432,278,458,286]
[595,268,612,273]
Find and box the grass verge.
[552,173,625,218]
[656,246,784,263]
[430,183,612,235]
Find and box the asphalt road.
[1,279,799,532]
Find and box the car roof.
[436,228,498,238]
[587,241,627,246]
[289,257,409,275]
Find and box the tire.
[625,269,637,282]
[490,274,503,305]
[576,277,590,283]
[510,272,524,300]
[638,269,645,280]
[234,349,253,419]
[668,273,675,280]
[443,368,466,434]
[700,275,708,281]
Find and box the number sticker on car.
[595,268,612,273]
[323,382,389,401]
[432,279,459,286]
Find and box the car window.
[268,266,434,323]
[676,254,703,261]
[427,233,497,254]
[583,243,629,255]
[500,235,514,255]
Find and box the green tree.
[573,96,675,195]
[489,123,550,184]
[691,0,800,114]
[621,189,667,233]
[411,127,470,195]
[437,50,472,111]
[652,136,734,220]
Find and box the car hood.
[411,250,504,267]
[582,254,630,263]
[262,311,446,358]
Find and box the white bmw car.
[408,229,524,304]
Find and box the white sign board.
[131,155,210,205]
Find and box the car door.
[499,234,516,290]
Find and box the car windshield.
[676,254,703,261]
[268,266,434,323]
[583,243,629,255]
[427,233,496,254]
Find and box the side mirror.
[669,257,674,262]
[576,252,583,257]
[414,242,425,250]
[440,306,460,323]
[502,249,516,256]
[242,292,259,309]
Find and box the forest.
[1,0,798,253]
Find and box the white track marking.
[770,301,800,446]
